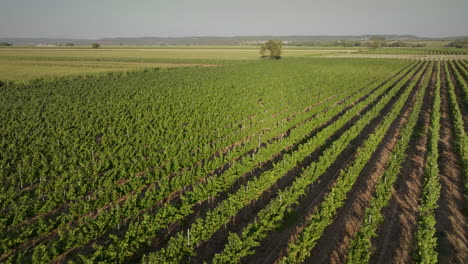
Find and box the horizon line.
[1,34,468,41]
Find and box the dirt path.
[0,59,219,67]
[434,62,468,264]
[303,62,430,264]
[369,63,434,264]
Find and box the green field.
[0,59,213,81]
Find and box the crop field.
[0,47,356,81]
[0,57,467,264]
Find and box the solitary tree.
[369,36,385,49]
[371,40,382,49]
[260,40,282,59]
[91,43,101,49]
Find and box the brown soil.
[369,62,434,264]
[302,61,430,264]
[434,62,468,264]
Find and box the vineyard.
[359,47,468,55]
[1,58,467,263]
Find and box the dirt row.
[303,61,432,264]
[369,61,467,264]
[365,62,432,264]
[434,62,467,264]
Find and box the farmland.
[0,51,467,264]
[0,47,355,81]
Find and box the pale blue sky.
[0,0,466,38]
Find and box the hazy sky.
[1,0,467,39]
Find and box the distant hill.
[1,35,467,46]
